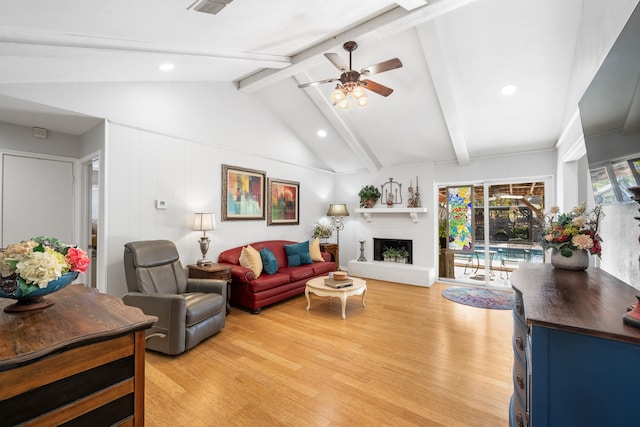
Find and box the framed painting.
[267,178,300,225]
[222,164,266,221]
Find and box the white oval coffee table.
[305,276,367,319]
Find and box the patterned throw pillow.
[284,241,313,267]
[259,247,278,275]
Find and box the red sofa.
[217,240,335,313]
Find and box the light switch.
[156,200,167,209]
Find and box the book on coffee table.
[324,278,353,289]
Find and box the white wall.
[0,120,81,157]
[105,123,334,297]
[335,163,436,275]
[0,82,331,172]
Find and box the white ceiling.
[0,0,622,173]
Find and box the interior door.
[2,154,74,246]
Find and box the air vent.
[33,127,48,139]
[188,0,233,15]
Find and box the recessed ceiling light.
[159,63,175,72]
[317,130,327,138]
[501,84,517,96]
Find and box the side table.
[319,243,339,271]
[188,263,232,314]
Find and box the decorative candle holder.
[358,240,367,262]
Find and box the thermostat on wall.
[156,200,167,209]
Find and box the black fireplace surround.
[373,238,413,264]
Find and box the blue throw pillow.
[259,248,278,275]
[284,241,313,267]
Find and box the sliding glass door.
[439,180,545,287]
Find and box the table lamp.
[193,212,216,265]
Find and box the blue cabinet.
[510,264,640,427]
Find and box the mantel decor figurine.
[0,236,90,312]
[381,178,402,207]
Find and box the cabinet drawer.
[512,355,527,405]
[211,270,231,281]
[513,288,525,323]
[511,391,528,427]
[513,313,527,363]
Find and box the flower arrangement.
[311,221,332,240]
[0,236,90,297]
[540,203,603,257]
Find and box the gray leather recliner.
[123,240,226,355]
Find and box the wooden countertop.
[512,263,640,345]
[0,284,157,369]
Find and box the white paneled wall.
[105,123,334,297]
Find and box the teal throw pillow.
[284,241,313,267]
[259,248,278,275]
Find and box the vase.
[550,248,589,271]
[362,199,376,208]
[1,271,79,313]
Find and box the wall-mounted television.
[579,3,640,204]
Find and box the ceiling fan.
[298,41,403,109]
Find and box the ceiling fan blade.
[361,79,394,97]
[325,53,348,71]
[361,58,403,75]
[297,77,338,89]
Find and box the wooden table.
[305,276,366,319]
[0,284,156,426]
[188,263,232,314]
[319,243,339,270]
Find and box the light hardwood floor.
[144,280,514,426]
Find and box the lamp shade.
[193,212,216,231]
[326,203,349,217]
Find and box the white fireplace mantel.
[355,207,428,223]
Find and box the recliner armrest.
[186,278,227,300]
[123,292,189,355]
[123,292,186,327]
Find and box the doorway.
[438,180,546,287]
[81,156,100,288]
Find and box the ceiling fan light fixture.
[355,95,369,107]
[330,87,347,103]
[351,85,366,99]
[335,99,350,110]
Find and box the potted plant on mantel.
[359,185,382,208]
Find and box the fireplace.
[373,238,413,264]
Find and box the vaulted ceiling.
[0,0,630,173]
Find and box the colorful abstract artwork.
[267,178,299,225]
[222,164,265,220]
[447,186,473,251]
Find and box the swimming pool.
[474,244,544,263]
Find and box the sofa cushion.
[311,261,336,276]
[259,247,278,275]
[248,272,291,292]
[284,241,313,267]
[279,265,315,281]
[309,238,324,262]
[240,245,262,278]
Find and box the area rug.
[441,287,513,310]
